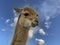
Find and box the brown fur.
[11,7,38,45]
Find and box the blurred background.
[0,0,60,45]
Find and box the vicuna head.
[14,7,38,28]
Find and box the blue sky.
[0,0,60,45]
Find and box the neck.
[11,23,30,45]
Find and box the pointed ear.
[14,8,23,13]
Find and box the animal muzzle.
[32,20,38,27]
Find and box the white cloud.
[28,29,34,38]
[13,9,19,24]
[28,26,40,38]
[45,16,50,21]
[40,0,60,18]
[10,23,14,27]
[9,17,18,27]
[6,19,10,23]
[45,25,49,29]
[36,0,60,29]
[1,29,6,31]
[9,10,18,28]
[45,22,52,29]
[14,17,18,24]
[13,10,18,16]
[36,38,45,45]
[28,27,46,38]
[39,28,46,35]
[13,9,19,17]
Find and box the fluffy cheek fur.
[19,19,32,27]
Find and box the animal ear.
[14,8,23,13]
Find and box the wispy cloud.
[5,19,10,23]
[36,38,45,45]
[37,0,60,29]
[45,21,52,29]
[14,17,18,24]
[39,28,46,35]
[28,29,34,38]
[8,17,18,28]
[13,10,19,17]
[7,10,19,28]
[40,0,60,18]
[28,26,40,38]
[10,23,14,27]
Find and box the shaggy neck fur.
[11,21,30,45]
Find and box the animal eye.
[24,13,29,16]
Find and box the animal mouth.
[32,23,38,27]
